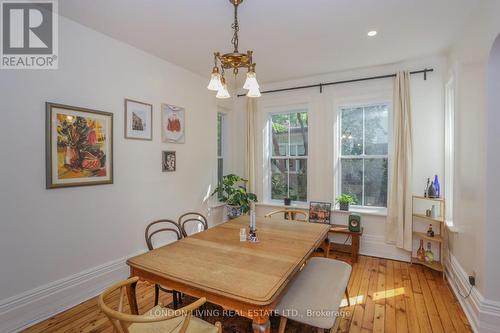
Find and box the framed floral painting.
[161,103,185,143]
[124,99,152,140]
[46,102,113,188]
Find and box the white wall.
[444,1,500,331]
[233,56,446,261]
[0,16,220,331]
[486,33,500,305]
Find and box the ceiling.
[59,0,481,83]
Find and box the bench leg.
[278,316,287,333]
[330,316,341,333]
[345,288,350,306]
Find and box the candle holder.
[248,226,259,243]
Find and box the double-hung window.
[339,104,389,208]
[217,112,226,184]
[270,111,308,202]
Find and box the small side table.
[325,225,363,263]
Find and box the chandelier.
[207,0,261,99]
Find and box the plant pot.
[226,205,243,219]
[339,203,350,211]
[284,198,292,206]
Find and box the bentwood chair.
[276,258,352,333]
[145,219,182,309]
[264,209,308,222]
[178,212,208,237]
[98,277,222,333]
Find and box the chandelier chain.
[231,3,239,52]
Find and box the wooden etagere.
[411,195,446,274]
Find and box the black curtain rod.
[237,68,434,97]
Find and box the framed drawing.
[46,102,113,189]
[162,151,176,172]
[161,103,185,143]
[124,99,152,140]
[309,201,332,224]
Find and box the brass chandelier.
[207,0,261,98]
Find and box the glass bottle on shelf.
[417,240,425,261]
[427,224,435,237]
[424,178,430,197]
[425,242,434,263]
[434,175,441,198]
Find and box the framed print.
[161,103,185,143]
[309,201,332,224]
[162,151,176,172]
[124,99,152,140]
[46,102,113,189]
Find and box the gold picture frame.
[46,102,114,189]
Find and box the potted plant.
[211,174,258,219]
[336,193,357,211]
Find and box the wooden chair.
[145,219,182,309]
[275,258,352,333]
[264,209,308,222]
[98,277,222,333]
[178,212,208,237]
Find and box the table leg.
[352,235,359,263]
[325,239,331,258]
[126,279,139,315]
[252,316,271,333]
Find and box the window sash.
[269,111,308,202]
[338,104,389,208]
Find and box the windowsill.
[256,202,387,217]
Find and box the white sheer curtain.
[245,98,256,193]
[386,71,413,251]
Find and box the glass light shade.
[243,71,260,90]
[246,86,261,98]
[207,72,222,91]
[216,83,231,99]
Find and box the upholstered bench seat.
[275,257,352,330]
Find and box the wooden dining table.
[126,215,330,333]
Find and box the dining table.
[126,215,331,333]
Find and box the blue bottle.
[434,175,440,198]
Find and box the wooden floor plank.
[385,260,397,333]
[416,265,444,333]
[393,261,409,333]
[373,259,386,332]
[361,257,379,331]
[349,257,374,333]
[21,255,472,333]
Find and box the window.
[217,112,226,184]
[339,104,389,208]
[270,111,308,202]
[444,78,455,223]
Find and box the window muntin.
[270,111,308,202]
[339,104,389,208]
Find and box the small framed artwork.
[161,103,185,143]
[46,102,113,188]
[309,201,332,224]
[162,151,176,172]
[124,99,152,140]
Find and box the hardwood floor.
[22,254,471,333]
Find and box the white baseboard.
[446,253,500,333]
[360,234,411,262]
[0,252,142,333]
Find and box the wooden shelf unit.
[411,195,446,275]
